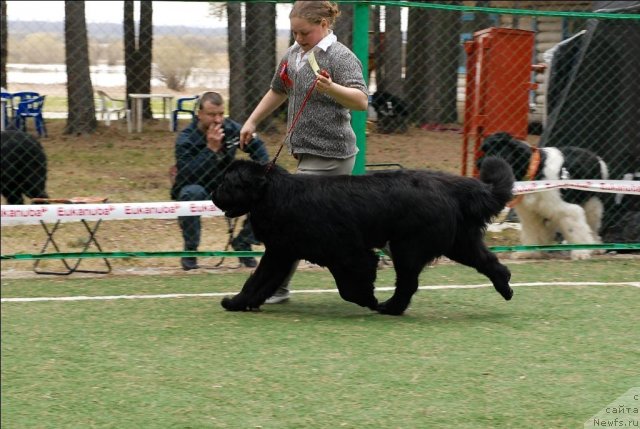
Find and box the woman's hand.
[239,121,257,149]
[315,72,333,94]
[316,73,368,111]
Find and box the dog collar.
[507,146,541,208]
[524,147,541,181]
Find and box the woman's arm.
[317,74,368,111]
[239,89,288,147]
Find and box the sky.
[5,1,293,28]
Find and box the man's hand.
[207,123,225,153]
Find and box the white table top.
[127,94,175,133]
[129,93,174,99]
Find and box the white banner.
[1,180,638,226]
[1,201,224,226]
[511,179,640,196]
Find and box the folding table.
[31,197,112,275]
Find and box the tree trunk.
[64,1,96,135]
[334,4,353,49]
[405,5,430,125]
[1,0,7,89]
[474,1,494,31]
[244,3,276,129]
[370,6,381,88]
[381,6,404,97]
[406,1,461,125]
[124,0,153,119]
[424,3,461,124]
[227,2,245,121]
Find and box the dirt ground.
[1,114,523,276]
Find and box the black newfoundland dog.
[212,158,515,315]
[479,132,609,260]
[1,130,49,204]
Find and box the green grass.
[2,260,638,428]
[43,95,68,112]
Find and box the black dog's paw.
[221,296,241,311]
[376,299,406,316]
[221,295,250,311]
[221,295,262,312]
[500,286,514,301]
[495,266,513,301]
[246,296,266,310]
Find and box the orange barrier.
[462,27,542,177]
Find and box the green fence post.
[351,2,369,175]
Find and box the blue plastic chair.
[1,92,12,130]
[11,91,41,128]
[172,95,199,131]
[15,95,47,137]
[11,91,40,112]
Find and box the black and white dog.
[213,158,515,315]
[479,132,609,260]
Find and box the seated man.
[171,91,269,270]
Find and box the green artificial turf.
[2,260,638,428]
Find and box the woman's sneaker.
[265,288,290,304]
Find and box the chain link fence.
[1,1,638,264]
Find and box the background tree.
[227,2,245,121]
[370,5,381,86]
[8,33,65,64]
[155,36,198,91]
[244,2,276,127]
[1,0,7,89]
[64,0,96,134]
[124,0,153,119]
[334,3,353,49]
[376,5,403,97]
[423,2,461,124]
[474,1,494,31]
[406,1,461,125]
[406,4,429,125]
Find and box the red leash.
[266,70,329,173]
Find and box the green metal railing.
[2,243,638,262]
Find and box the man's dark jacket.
[171,118,269,200]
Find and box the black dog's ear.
[254,174,268,196]
[234,160,268,197]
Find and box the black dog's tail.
[479,157,515,215]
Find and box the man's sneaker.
[239,257,257,268]
[265,288,290,304]
[181,257,200,271]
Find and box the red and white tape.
[1,200,224,226]
[512,179,640,196]
[1,180,638,226]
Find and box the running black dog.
[212,158,515,315]
[1,130,49,204]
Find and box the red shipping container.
[462,27,538,176]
